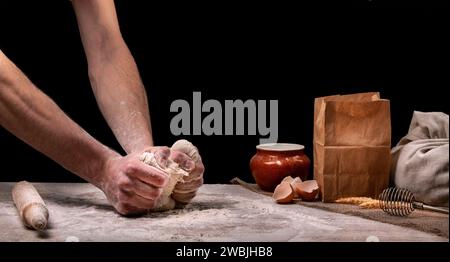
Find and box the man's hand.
[169,148,205,205]
[99,147,171,215]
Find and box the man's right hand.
[99,147,170,215]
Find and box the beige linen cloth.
[391,111,449,207]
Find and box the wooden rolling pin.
[12,181,49,231]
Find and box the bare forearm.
[0,51,118,186]
[88,44,154,154]
[72,0,154,154]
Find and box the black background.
[0,1,448,184]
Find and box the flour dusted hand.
[171,140,204,205]
[140,150,189,211]
[99,148,169,216]
[140,140,204,211]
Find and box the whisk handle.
[414,202,449,214]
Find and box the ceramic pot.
[250,143,310,192]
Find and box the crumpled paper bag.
[313,92,391,202]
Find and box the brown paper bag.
[313,92,391,202]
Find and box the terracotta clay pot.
[250,143,310,192]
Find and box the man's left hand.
[169,149,204,204]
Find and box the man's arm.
[72,0,153,154]
[72,0,204,205]
[0,50,115,186]
[0,50,168,215]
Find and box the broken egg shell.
[290,177,302,187]
[281,176,294,184]
[293,180,319,201]
[272,182,295,204]
[289,177,302,198]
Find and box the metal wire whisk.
[379,187,449,216]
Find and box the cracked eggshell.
[293,180,319,201]
[272,182,295,204]
[289,177,303,198]
[281,176,294,184]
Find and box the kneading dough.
[140,139,199,211]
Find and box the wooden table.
[0,183,446,242]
